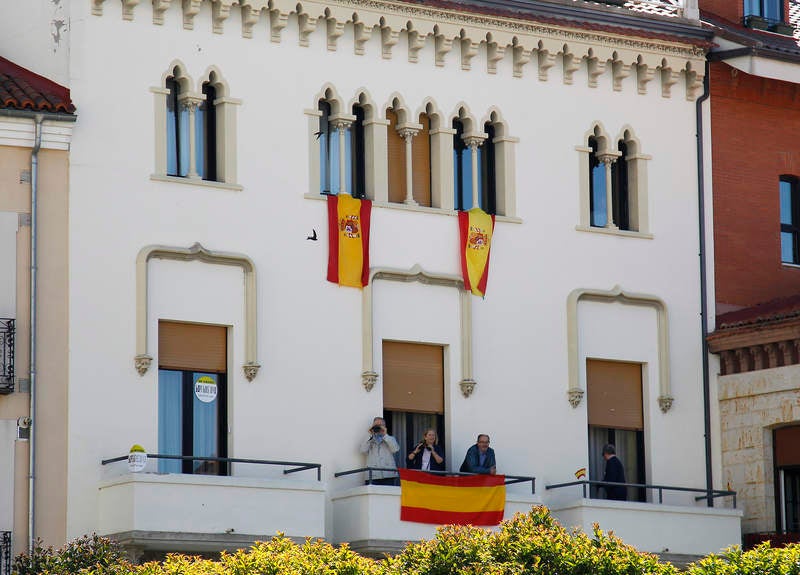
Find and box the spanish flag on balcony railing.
[327,194,372,288]
[458,207,495,297]
[398,469,506,526]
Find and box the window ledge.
[303,193,523,224]
[575,225,653,239]
[781,262,800,270]
[150,174,243,192]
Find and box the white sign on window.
[194,375,217,403]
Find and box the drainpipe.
[28,114,43,553]
[695,62,712,507]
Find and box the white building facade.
[0,0,740,562]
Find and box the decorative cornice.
[93,0,707,99]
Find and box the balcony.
[546,480,742,557]
[98,454,325,554]
[0,320,14,394]
[331,468,539,555]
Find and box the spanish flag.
[575,468,587,479]
[458,208,495,297]
[399,469,506,526]
[327,194,372,288]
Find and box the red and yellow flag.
[399,469,506,526]
[327,194,372,288]
[458,208,495,297]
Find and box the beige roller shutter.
[775,426,800,467]
[382,341,443,414]
[158,320,227,373]
[587,359,643,430]
[412,114,431,207]
[386,109,406,203]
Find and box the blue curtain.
[158,370,183,474]
[178,106,190,177]
[343,128,353,195]
[192,372,218,473]
[166,98,178,176]
[195,104,206,179]
[591,163,607,227]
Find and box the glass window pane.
[744,0,761,16]
[166,84,178,177]
[764,0,781,21]
[344,128,353,196]
[192,372,219,475]
[461,148,472,209]
[782,232,795,263]
[178,105,190,177]
[475,147,483,210]
[781,180,794,225]
[591,163,607,227]
[158,370,183,474]
[330,129,341,195]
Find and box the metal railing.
[0,531,11,575]
[0,319,14,394]
[101,454,322,481]
[335,467,536,493]
[545,479,736,508]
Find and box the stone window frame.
[305,84,518,218]
[576,123,652,238]
[151,61,242,191]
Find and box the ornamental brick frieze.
[92,0,705,100]
[714,338,800,375]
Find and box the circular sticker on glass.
[194,376,217,403]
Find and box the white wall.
[58,1,709,543]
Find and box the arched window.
[166,72,189,178]
[350,104,366,199]
[453,118,473,211]
[480,121,497,215]
[318,100,335,194]
[318,98,362,197]
[588,136,607,228]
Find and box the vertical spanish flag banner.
[399,469,506,526]
[327,194,372,288]
[458,207,495,297]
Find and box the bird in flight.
[307,229,318,241]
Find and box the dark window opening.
[781,177,800,264]
[166,77,185,177]
[351,104,366,199]
[481,122,497,215]
[319,101,334,194]
[198,82,217,182]
[612,141,630,231]
[589,137,607,227]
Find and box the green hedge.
[15,507,800,575]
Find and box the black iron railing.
[335,467,536,493]
[545,479,736,508]
[0,531,11,575]
[0,319,14,394]
[101,454,322,481]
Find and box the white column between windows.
[333,118,353,195]
[598,153,618,230]
[181,96,203,179]
[464,135,486,210]
[397,125,420,205]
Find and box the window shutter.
[587,359,643,430]
[382,341,443,414]
[158,320,227,373]
[775,426,800,467]
[412,114,432,207]
[386,110,406,203]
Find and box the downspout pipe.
[695,61,712,507]
[29,114,43,554]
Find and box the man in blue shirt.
[459,434,497,475]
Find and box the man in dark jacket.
[602,444,627,501]
[459,434,496,474]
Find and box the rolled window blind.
[775,426,800,467]
[412,114,432,207]
[382,341,443,414]
[587,359,643,430]
[386,109,407,203]
[158,320,227,373]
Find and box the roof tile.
[0,56,74,114]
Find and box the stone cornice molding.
[567,285,672,413]
[135,243,260,381]
[362,265,476,398]
[93,0,706,99]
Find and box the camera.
[371,425,383,433]
[425,445,432,451]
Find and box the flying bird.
[307,229,318,241]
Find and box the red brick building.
[702,0,800,542]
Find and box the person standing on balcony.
[459,434,496,475]
[407,428,445,471]
[602,444,627,501]
[360,416,399,485]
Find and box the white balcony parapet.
[97,473,326,549]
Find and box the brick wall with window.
[709,62,800,312]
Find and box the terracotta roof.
[703,4,800,57]
[716,295,800,330]
[0,56,74,114]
